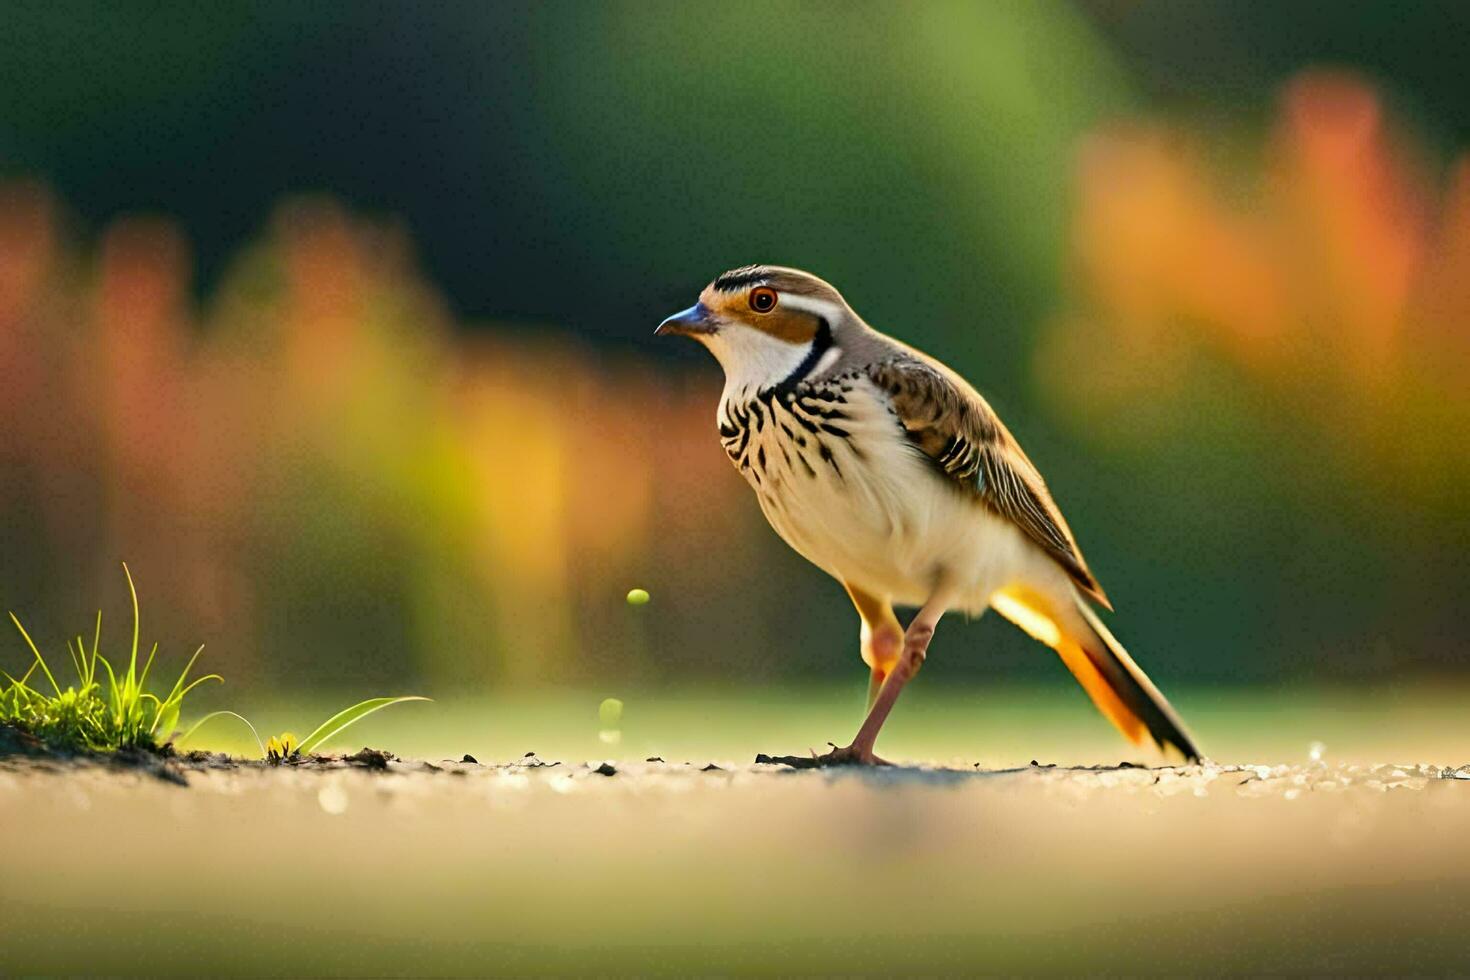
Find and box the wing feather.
[867,357,1111,608]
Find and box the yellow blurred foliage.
[0,187,747,685]
[1041,70,1469,502]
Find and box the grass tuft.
[2,564,220,753]
[4,564,431,761]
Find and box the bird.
[656,264,1200,765]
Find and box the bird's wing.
[866,356,1111,608]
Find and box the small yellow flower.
[266,731,299,763]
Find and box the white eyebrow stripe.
[777,293,844,322]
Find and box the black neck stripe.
[767,317,832,398]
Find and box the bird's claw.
[755,743,892,769]
[813,742,891,767]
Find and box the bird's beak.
[655,303,717,337]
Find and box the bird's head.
[656,265,854,390]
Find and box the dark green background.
[2,0,1466,690]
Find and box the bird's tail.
[991,586,1201,762]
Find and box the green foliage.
[2,564,220,752]
[182,698,430,764]
[294,696,428,757]
[3,566,428,762]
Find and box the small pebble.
[462,754,478,764]
[593,762,617,776]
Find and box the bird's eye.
[749,287,778,313]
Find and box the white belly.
[722,378,1054,613]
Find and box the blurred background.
[1,1,1467,743]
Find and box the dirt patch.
[0,734,439,785]
[3,747,1469,976]
[0,723,194,784]
[4,733,1468,797]
[0,723,52,757]
[341,746,394,769]
[5,709,1469,794]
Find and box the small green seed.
[599,697,624,728]
[626,588,651,606]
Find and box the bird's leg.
[866,668,887,714]
[823,582,956,766]
[844,583,903,713]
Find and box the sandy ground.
[3,749,1468,976]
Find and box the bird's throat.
[768,317,833,398]
[707,318,832,402]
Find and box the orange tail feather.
[992,586,1200,762]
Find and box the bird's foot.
[814,741,891,767]
[755,742,891,769]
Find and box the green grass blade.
[1,668,39,696]
[295,696,430,757]
[152,645,206,725]
[154,701,179,741]
[153,674,222,739]
[98,654,120,718]
[89,611,101,685]
[9,613,61,697]
[78,635,94,688]
[75,635,94,689]
[174,674,222,699]
[66,638,84,684]
[137,642,159,693]
[178,710,264,756]
[123,562,140,689]
[16,658,39,688]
